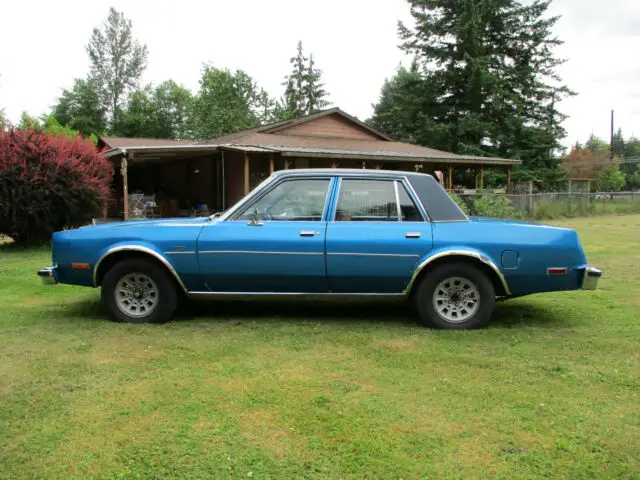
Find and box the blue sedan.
[38,169,601,329]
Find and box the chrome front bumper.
[37,266,57,285]
[581,266,602,290]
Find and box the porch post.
[269,153,275,174]
[244,152,250,195]
[447,165,453,191]
[506,167,512,192]
[479,167,484,190]
[121,155,129,220]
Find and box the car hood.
[79,217,210,230]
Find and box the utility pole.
[610,109,615,162]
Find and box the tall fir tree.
[86,7,148,131]
[371,0,573,174]
[280,41,330,118]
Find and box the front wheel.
[101,258,178,324]
[414,262,495,330]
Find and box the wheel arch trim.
[404,249,511,297]
[93,245,188,293]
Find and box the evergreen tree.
[371,0,573,172]
[281,41,330,118]
[86,7,148,130]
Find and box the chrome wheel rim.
[115,273,159,318]
[432,276,480,323]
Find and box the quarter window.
[335,179,399,221]
[398,183,424,222]
[235,179,330,221]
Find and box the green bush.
[449,193,471,215]
[473,195,523,219]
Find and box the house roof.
[198,107,392,145]
[98,136,194,149]
[100,108,522,167]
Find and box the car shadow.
[55,296,571,329]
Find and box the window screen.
[335,179,399,221]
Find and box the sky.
[1,0,639,148]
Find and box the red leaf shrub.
[0,128,113,244]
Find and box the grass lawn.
[1,215,639,479]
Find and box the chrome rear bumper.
[37,266,57,285]
[581,266,602,290]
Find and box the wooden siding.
[276,114,382,140]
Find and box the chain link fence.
[454,191,640,219]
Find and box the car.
[37,169,601,329]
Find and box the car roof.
[272,168,432,179]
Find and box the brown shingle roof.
[99,136,194,149]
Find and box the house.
[99,108,521,219]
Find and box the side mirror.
[248,207,264,226]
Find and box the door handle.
[405,232,421,238]
[299,230,318,237]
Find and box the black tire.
[414,262,495,330]
[101,258,178,324]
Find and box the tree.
[563,145,609,180]
[15,113,98,144]
[115,80,193,139]
[51,78,107,137]
[0,128,112,244]
[371,0,572,172]
[86,7,148,130]
[280,41,330,118]
[628,165,640,190]
[596,165,626,192]
[190,65,265,139]
[585,134,610,155]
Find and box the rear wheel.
[101,258,178,324]
[414,262,495,329]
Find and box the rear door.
[325,177,433,293]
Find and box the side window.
[398,183,424,222]
[335,179,399,221]
[235,179,330,221]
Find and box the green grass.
[1,216,639,479]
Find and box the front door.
[326,178,433,293]
[197,177,333,292]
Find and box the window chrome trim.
[93,245,188,293]
[393,181,401,222]
[404,249,511,296]
[198,250,323,256]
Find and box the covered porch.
[105,145,519,220]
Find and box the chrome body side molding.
[404,249,511,296]
[93,245,188,293]
[198,250,323,256]
[188,291,405,300]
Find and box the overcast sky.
[1,0,639,147]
